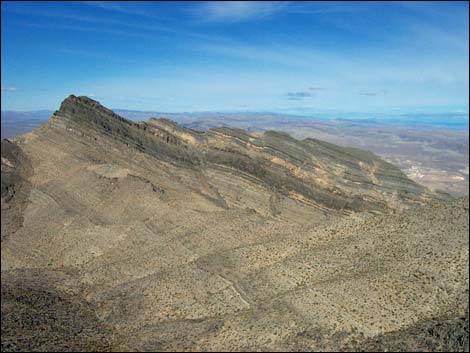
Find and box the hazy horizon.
[2,103,469,131]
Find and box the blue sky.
[1,1,469,116]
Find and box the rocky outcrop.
[1,139,33,241]
[1,139,32,203]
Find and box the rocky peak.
[56,95,131,127]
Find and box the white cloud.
[191,1,288,23]
[1,87,17,92]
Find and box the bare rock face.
[1,95,467,352]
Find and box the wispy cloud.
[1,87,17,92]
[190,1,374,25]
[286,91,312,98]
[11,20,152,39]
[286,2,373,15]
[284,91,314,100]
[193,38,468,87]
[358,90,387,97]
[57,48,141,65]
[191,1,288,23]
[4,3,223,42]
[192,41,340,70]
[79,1,161,19]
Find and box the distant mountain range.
[2,108,468,138]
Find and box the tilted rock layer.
[1,95,467,351]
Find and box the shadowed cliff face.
[1,95,466,352]
[51,95,443,214]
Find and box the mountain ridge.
[40,95,446,214]
[1,95,467,352]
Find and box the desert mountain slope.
[1,95,467,351]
